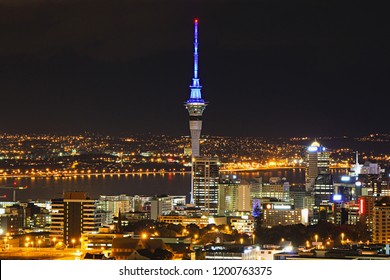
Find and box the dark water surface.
[0,168,349,201]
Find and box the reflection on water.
[0,168,349,201]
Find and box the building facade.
[50,191,101,247]
[305,141,330,191]
[373,196,390,244]
[193,156,219,215]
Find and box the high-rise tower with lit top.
[185,18,207,158]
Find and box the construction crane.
[0,181,28,202]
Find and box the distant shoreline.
[0,166,351,179]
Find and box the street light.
[71,238,76,248]
[38,240,41,248]
[341,233,345,245]
[314,234,318,249]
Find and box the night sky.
[0,0,388,138]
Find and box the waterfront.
[0,168,350,202]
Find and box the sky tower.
[185,18,207,158]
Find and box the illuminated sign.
[355,181,362,187]
[273,205,292,210]
[308,146,318,152]
[359,198,365,215]
[341,176,351,182]
[333,194,342,201]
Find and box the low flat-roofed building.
[262,203,303,227]
[204,244,283,260]
[80,231,132,251]
[228,216,254,234]
[158,215,209,227]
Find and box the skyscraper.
[373,196,390,243]
[305,140,330,192]
[312,173,334,224]
[50,191,101,247]
[185,18,207,159]
[193,156,219,216]
[218,174,240,215]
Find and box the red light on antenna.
[194,18,198,23]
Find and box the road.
[0,247,83,260]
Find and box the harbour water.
[0,168,349,202]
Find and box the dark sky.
[0,0,388,138]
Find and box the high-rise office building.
[218,175,240,215]
[312,173,334,224]
[238,182,252,212]
[289,185,307,209]
[359,195,377,233]
[193,156,219,216]
[50,191,101,247]
[357,161,386,196]
[305,140,330,192]
[150,195,174,220]
[99,194,133,225]
[218,175,252,215]
[373,196,390,243]
[0,204,25,234]
[260,177,290,202]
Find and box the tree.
[153,248,174,260]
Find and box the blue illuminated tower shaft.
[185,19,207,158]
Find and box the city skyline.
[0,0,388,138]
[1,1,390,264]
